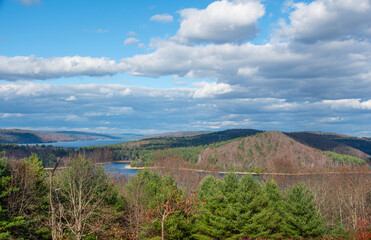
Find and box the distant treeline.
[0,144,74,167]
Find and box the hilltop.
[198,131,367,173]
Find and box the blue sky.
[1,0,371,136]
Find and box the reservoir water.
[103,162,138,176]
[24,139,130,148]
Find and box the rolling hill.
[285,131,371,161]
[197,131,367,173]
[0,129,120,144]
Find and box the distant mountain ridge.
[285,131,371,161]
[0,129,131,144]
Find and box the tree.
[50,155,111,240]
[149,181,199,240]
[264,179,286,238]
[122,169,163,239]
[0,153,24,240]
[282,183,327,238]
[6,153,46,218]
[123,170,199,240]
[195,174,282,239]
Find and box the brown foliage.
[198,131,353,173]
[267,169,371,231]
[6,158,44,218]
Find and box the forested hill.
[0,129,120,144]
[285,131,371,161]
[139,129,262,148]
[197,131,367,173]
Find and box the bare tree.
[149,187,199,240]
[49,155,110,240]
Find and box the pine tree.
[264,179,285,238]
[0,154,24,240]
[195,174,282,239]
[282,183,327,238]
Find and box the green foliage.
[0,143,73,167]
[131,145,206,167]
[83,129,261,163]
[125,170,197,239]
[0,158,25,239]
[195,174,282,239]
[324,151,366,165]
[282,183,327,238]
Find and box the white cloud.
[119,88,132,96]
[124,37,139,45]
[277,0,371,43]
[1,81,371,136]
[150,14,174,23]
[127,31,137,36]
[0,81,52,98]
[1,113,23,118]
[192,81,233,98]
[1,0,371,105]
[237,66,258,76]
[174,0,265,44]
[65,96,77,101]
[0,56,127,81]
[323,99,371,110]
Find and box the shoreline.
[45,161,371,176]
[123,164,370,175]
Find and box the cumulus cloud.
[174,0,265,44]
[124,37,139,45]
[192,81,233,98]
[150,14,173,22]
[277,0,371,43]
[0,56,127,81]
[122,38,371,99]
[65,96,77,101]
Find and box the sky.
[0,0,371,136]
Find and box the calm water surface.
[25,139,130,148]
[103,162,139,176]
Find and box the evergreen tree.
[264,179,286,237]
[282,183,327,239]
[195,174,282,239]
[124,170,198,240]
[0,153,24,240]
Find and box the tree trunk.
[161,215,165,240]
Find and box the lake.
[103,162,139,176]
[24,139,130,148]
